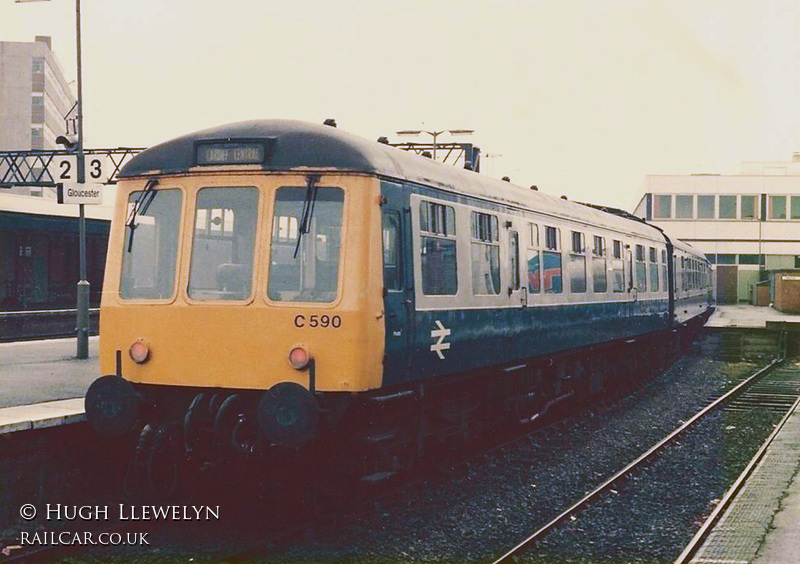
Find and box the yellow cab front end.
[88,170,385,447]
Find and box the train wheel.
[184,393,213,457]
[147,424,180,498]
[124,424,155,496]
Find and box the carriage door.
[380,181,411,385]
[626,247,635,297]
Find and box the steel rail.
[673,385,800,564]
[491,358,782,564]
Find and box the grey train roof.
[119,119,687,246]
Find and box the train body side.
[378,179,708,388]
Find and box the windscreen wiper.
[126,178,159,253]
[293,174,321,259]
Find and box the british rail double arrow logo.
[430,320,451,360]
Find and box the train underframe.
[95,312,710,497]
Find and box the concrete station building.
[1,37,110,313]
[634,157,800,306]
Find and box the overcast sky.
[2,0,799,209]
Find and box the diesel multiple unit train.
[86,119,712,486]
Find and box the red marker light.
[288,346,311,370]
[129,340,150,364]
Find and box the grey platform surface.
[706,305,800,329]
[0,337,98,434]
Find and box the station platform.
[0,336,98,434]
[687,371,800,564]
[706,304,800,329]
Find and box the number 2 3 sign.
[53,155,111,183]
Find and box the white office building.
[634,157,800,304]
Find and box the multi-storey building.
[0,36,75,151]
[633,156,800,304]
[1,37,109,314]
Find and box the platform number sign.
[53,155,111,184]
[53,155,76,182]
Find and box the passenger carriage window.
[527,223,541,294]
[661,250,668,292]
[470,211,500,295]
[635,244,647,292]
[276,216,298,239]
[419,201,458,295]
[530,223,539,248]
[592,236,607,293]
[611,239,624,293]
[649,247,659,292]
[569,231,586,293]
[121,188,182,300]
[681,256,688,291]
[268,186,344,303]
[509,231,520,291]
[420,201,455,235]
[189,187,258,300]
[543,226,563,294]
[382,212,402,291]
[571,232,584,253]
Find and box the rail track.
[0,309,99,342]
[205,412,585,563]
[491,357,800,564]
[674,366,800,564]
[9,356,789,563]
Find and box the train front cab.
[88,172,386,447]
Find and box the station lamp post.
[396,128,474,161]
[16,0,89,359]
